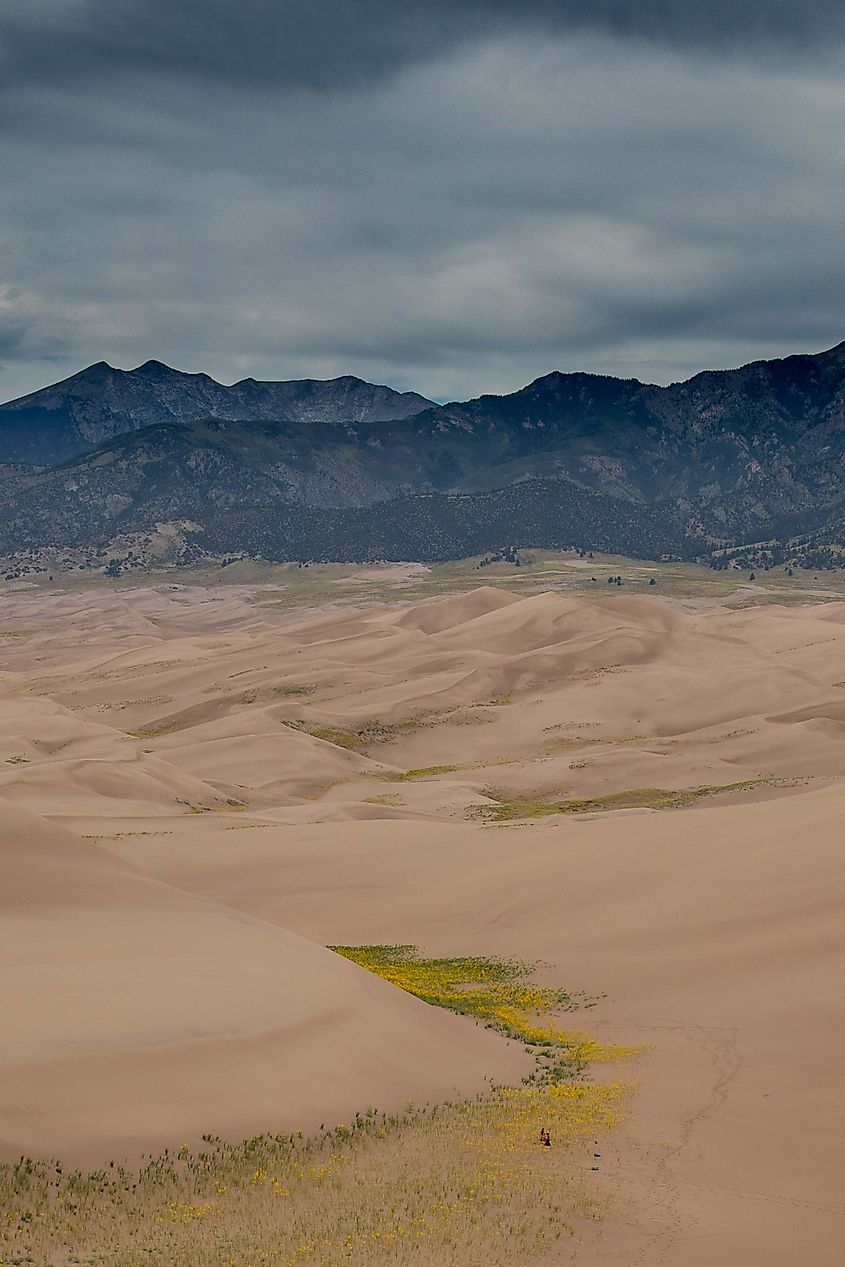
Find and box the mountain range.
[2,343,845,574]
[0,360,434,465]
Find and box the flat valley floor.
[2,563,845,1264]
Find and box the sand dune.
[155,714,382,799]
[426,590,667,655]
[3,580,845,1262]
[0,802,526,1163]
[391,584,521,633]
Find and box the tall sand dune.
[0,802,526,1164]
[391,585,521,633]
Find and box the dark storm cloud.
[0,4,844,403]
[2,0,845,96]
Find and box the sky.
[1,1,844,404]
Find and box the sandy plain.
[1,562,844,1264]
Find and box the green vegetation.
[541,735,605,753]
[31,547,845,611]
[0,1085,628,1267]
[383,763,464,780]
[330,945,581,1047]
[305,724,364,750]
[329,946,646,1081]
[273,683,315,697]
[281,718,410,750]
[329,947,642,1081]
[540,727,656,753]
[129,725,173,739]
[82,830,175,842]
[474,779,777,822]
[370,755,531,784]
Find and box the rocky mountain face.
[0,360,434,464]
[0,419,692,570]
[1,342,844,572]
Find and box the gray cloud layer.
[4,0,845,92]
[1,3,844,402]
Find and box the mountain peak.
[0,361,435,464]
[132,359,193,380]
[526,369,645,390]
[73,361,119,380]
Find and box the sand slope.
[0,801,525,1163]
[3,579,845,1262]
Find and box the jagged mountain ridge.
[1,341,845,570]
[0,360,434,464]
